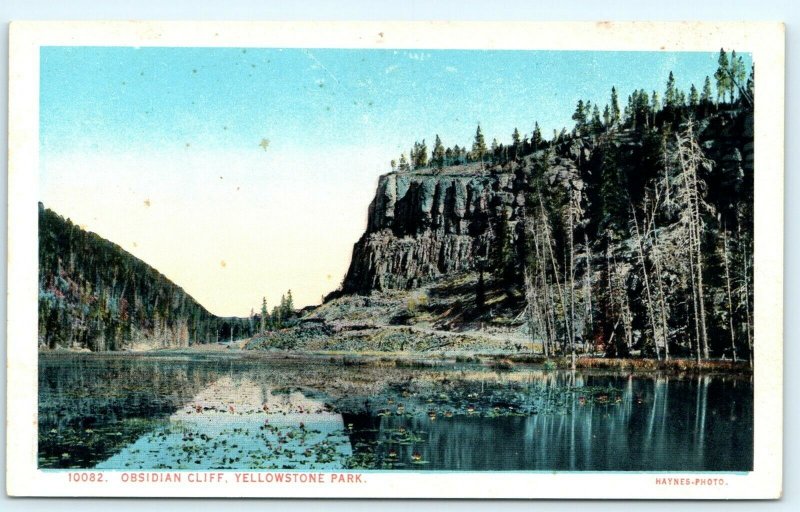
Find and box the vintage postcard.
[6,21,784,498]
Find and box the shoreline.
[38,347,753,375]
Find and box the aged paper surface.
[7,21,783,498]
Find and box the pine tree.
[472,124,487,164]
[271,305,282,330]
[260,297,268,333]
[598,141,628,236]
[432,134,445,169]
[715,49,732,103]
[512,127,521,147]
[493,208,514,284]
[610,87,621,124]
[591,104,603,132]
[452,145,462,165]
[410,141,428,169]
[623,95,632,127]
[730,50,748,102]
[664,71,677,109]
[398,153,410,172]
[572,99,588,131]
[531,122,543,150]
[730,50,753,105]
[651,91,661,113]
[284,289,294,318]
[512,127,522,159]
[417,139,428,168]
[602,105,611,127]
[637,89,651,128]
[701,76,713,104]
[746,64,755,100]
[689,84,699,107]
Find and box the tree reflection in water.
[39,354,752,471]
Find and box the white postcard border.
[6,21,785,499]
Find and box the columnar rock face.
[341,109,752,296]
[342,166,526,293]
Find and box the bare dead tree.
[643,185,671,360]
[583,232,594,355]
[738,223,754,368]
[721,224,738,362]
[631,203,661,360]
[538,193,572,360]
[675,122,713,360]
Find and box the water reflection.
[97,376,351,470]
[343,372,751,471]
[39,354,752,471]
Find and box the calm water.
[38,353,753,471]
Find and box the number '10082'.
[68,472,104,482]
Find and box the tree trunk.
[676,124,710,360]
[568,198,576,369]
[687,223,702,363]
[583,233,594,355]
[631,203,661,360]
[740,228,753,368]
[692,183,710,360]
[539,193,571,357]
[605,237,616,357]
[650,227,670,360]
[531,222,554,355]
[722,226,738,361]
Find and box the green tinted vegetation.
[38,206,255,350]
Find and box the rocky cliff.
[341,107,753,302]
[342,164,530,293]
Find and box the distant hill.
[38,204,252,350]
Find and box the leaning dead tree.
[630,202,661,360]
[644,186,671,361]
[674,121,714,361]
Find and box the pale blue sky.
[39,48,751,315]
[40,48,745,157]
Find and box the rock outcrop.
[342,165,528,293]
[340,108,753,297]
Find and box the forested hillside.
[339,51,755,363]
[38,205,254,350]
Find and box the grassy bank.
[317,351,752,374]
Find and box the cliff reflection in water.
[39,354,752,471]
[345,373,752,471]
